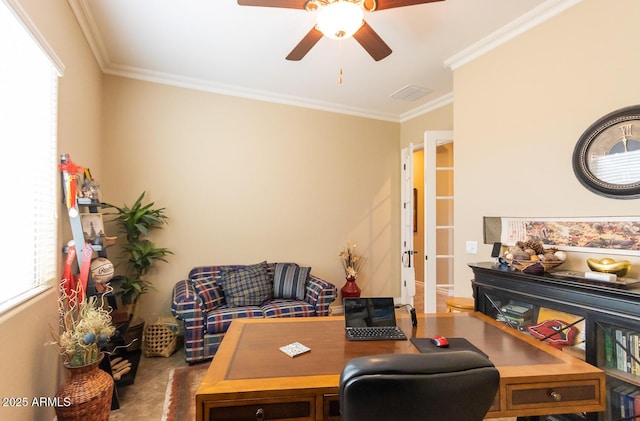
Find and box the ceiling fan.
[237,0,444,61]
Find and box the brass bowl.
[586,258,631,277]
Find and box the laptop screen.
[344,297,397,328]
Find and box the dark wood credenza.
[470,262,640,421]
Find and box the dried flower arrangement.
[339,241,366,280]
[50,282,116,367]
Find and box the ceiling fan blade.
[353,21,392,61]
[286,27,323,61]
[371,0,444,11]
[237,0,306,9]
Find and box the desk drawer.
[323,394,340,421]
[207,396,315,421]
[507,380,600,410]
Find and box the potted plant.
[103,192,173,317]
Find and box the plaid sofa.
[171,263,337,363]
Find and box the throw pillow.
[274,263,310,300]
[219,261,273,307]
[192,277,225,311]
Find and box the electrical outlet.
[466,241,478,255]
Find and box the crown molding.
[104,64,403,122]
[444,0,582,71]
[399,93,453,123]
[105,62,459,123]
[68,0,110,70]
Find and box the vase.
[341,277,361,298]
[55,353,114,421]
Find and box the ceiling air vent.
[390,85,432,101]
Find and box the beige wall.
[100,76,401,318]
[401,103,454,149]
[0,0,103,420]
[453,0,640,296]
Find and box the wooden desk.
[196,313,605,421]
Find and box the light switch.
[466,241,478,255]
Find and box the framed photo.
[80,213,105,241]
[413,188,418,232]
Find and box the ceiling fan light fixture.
[316,1,364,40]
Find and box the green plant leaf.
[100,191,173,307]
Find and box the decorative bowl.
[586,258,630,277]
[508,258,565,275]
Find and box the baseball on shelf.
[90,257,114,283]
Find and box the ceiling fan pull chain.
[338,39,343,84]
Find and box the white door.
[400,143,415,306]
[424,131,454,313]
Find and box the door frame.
[400,143,415,306]
[423,131,453,313]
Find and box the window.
[0,0,63,314]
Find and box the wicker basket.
[508,258,564,274]
[143,323,177,357]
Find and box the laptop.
[344,297,408,341]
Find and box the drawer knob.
[255,407,265,421]
[550,391,561,401]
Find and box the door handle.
[402,250,417,267]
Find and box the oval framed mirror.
[572,105,640,199]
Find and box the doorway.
[433,141,454,311]
[413,132,454,314]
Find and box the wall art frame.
[80,213,104,242]
[499,216,640,256]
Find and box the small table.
[196,312,604,421]
[445,296,475,312]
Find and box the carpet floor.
[161,364,209,421]
[108,348,195,420]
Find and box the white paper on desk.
[279,342,311,358]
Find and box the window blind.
[0,0,61,313]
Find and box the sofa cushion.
[262,299,316,318]
[205,305,264,334]
[192,277,225,311]
[189,265,243,282]
[219,261,273,307]
[273,263,310,300]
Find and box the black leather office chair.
[339,350,500,421]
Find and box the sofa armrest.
[305,275,337,316]
[171,279,205,327]
[172,279,211,363]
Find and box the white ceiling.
[68,0,579,122]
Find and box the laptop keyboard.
[346,326,408,341]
